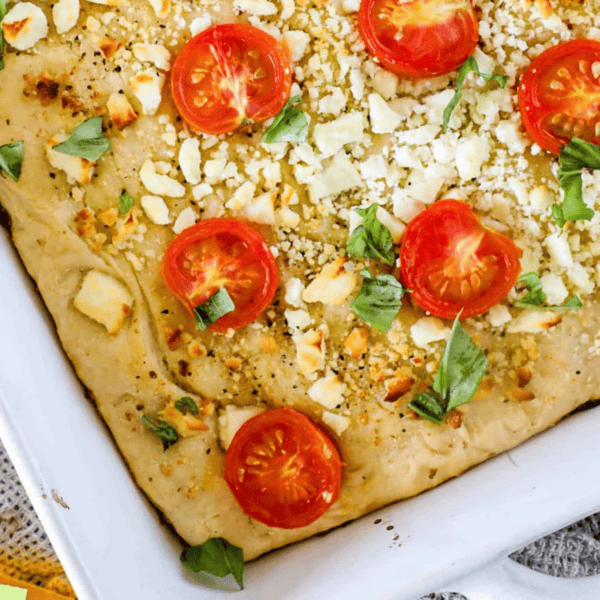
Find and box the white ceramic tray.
[0,226,599,600]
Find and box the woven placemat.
[1,437,599,599]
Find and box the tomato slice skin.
[400,200,522,320]
[171,23,292,135]
[518,39,600,154]
[224,408,343,529]
[160,219,278,333]
[358,0,479,78]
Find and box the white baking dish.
[0,225,599,600]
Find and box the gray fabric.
[1,437,599,597]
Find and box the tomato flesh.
[161,219,278,333]
[518,39,600,154]
[400,200,522,320]
[171,24,292,135]
[225,408,342,529]
[358,0,479,78]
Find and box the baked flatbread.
[1,0,600,562]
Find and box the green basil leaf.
[181,538,244,589]
[141,416,179,451]
[0,0,6,57]
[350,269,407,332]
[194,288,235,331]
[515,271,582,310]
[262,96,308,144]
[347,204,395,265]
[0,141,24,182]
[52,116,110,161]
[0,57,4,71]
[553,137,599,227]
[432,317,488,413]
[443,56,508,131]
[175,397,198,415]
[119,193,134,213]
[408,391,445,425]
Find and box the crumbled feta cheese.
[52,0,79,34]
[308,151,363,202]
[410,317,451,349]
[172,207,197,234]
[141,195,171,225]
[303,257,357,305]
[239,192,276,225]
[130,70,165,116]
[140,160,185,197]
[567,264,593,293]
[107,93,137,130]
[281,0,295,19]
[283,30,310,62]
[308,373,346,409]
[368,93,401,134]
[277,206,301,229]
[234,0,277,16]
[148,0,170,18]
[456,134,490,180]
[487,304,512,327]
[296,328,326,376]
[218,405,266,450]
[46,135,93,185]
[132,43,171,71]
[285,308,311,331]
[226,181,256,211]
[507,311,561,334]
[2,3,48,50]
[73,270,133,334]
[321,411,350,436]
[87,0,128,5]
[189,14,212,36]
[495,119,530,154]
[540,273,568,305]
[318,88,346,115]
[285,278,305,307]
[376,207,405,243]
[178,138,201,185]
[545,233,573,268]
[192,183,213,201]
[393,194,426,223]
[313,112,364,158]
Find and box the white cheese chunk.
[178,138,201,185]
[392,194,426,223]
[296,328,326,376]
[368,93,401,134]
[140,160,185,197]
[308,151,363,202]
[107,93,137,130]
[302,257,357,305]
[540,273,568,305]
[545,233,573,268]
[285,278,305,307]
[218,405,266,450]
[321,411,350,436]
[132,43,171,71]
[234,0,277,15]
[46,134,94,185]
[318,88,346,115]
[507,311,561,334]
[410,317,451,349]
[2,3,48,50]
[73,270,133,334]
[53,0,79,34]
[87,0,128,5]
[376,207,405,244]
[277,207,301,229]
[283,30,310,62]
[141,195,171,225]
[313,112,364,157]
[130,70,165,116]
[172,207,197,234]
[189,15,212,36]
[239,192,276,225]
[192,183,213,201]
[148,0,170,18]
[567,264,593,293]
[281,0,295,18]
[487,304,512,327]
[308,374,346,409]
[285,308,311,331]
[456,134,489,180]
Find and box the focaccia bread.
[1,0,600,563]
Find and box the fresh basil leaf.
[52,116,110,161]
[181,537,244,589]
[350,269,407,332]
[262,96,308,144]
[408,391,445,425]
[443,56,508,131]
[553,137,599,227]
[119,193,134,213]
[141,416,179,451]
[0,0,6,58]
[347,204,395,265]
[515,271,582,311]
[175,397,198,415]
[0,57,4,71]
[194,288,235,331]
[0,141,23,182]
[432,317,488,413]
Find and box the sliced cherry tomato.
[161,219,278,333]
[400,200,522,320]
[224,408,342,529]
[518,39,600,154]
[358,0,478,78]
[171,23,292,135]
